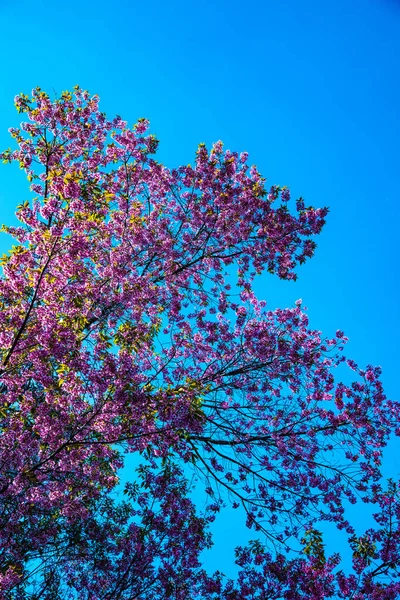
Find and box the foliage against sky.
[0,86,398,598]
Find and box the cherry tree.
[0,87,399,598]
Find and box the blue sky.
[0,0,399,579]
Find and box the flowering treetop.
[0,87,399,598]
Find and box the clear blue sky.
[0,0,399,579]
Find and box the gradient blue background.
[0,0,399,579]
